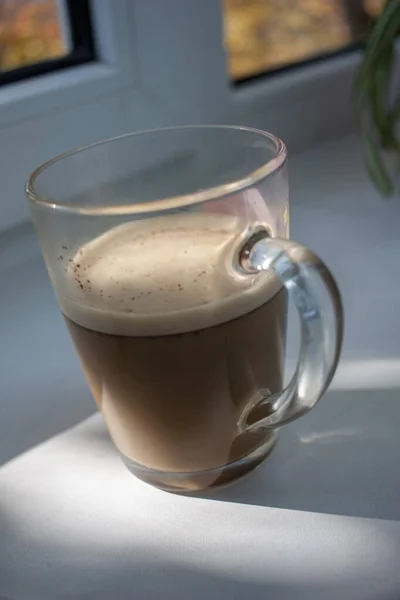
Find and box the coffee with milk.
[61,213,287,478]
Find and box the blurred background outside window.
[0,0,94,83]
[223,0,386,82]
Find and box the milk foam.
[60,213,281,336]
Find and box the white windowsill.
[2,132,400,598]
[0,63,125,127]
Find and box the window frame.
[0,0,137,127]
[0,0,362,232]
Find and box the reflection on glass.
[0,0,68,73]
[223,0,384,81]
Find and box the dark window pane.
[223,0,385,82]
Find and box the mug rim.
[25,125,287,216]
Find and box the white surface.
[1,406,400,600]
[1,133,400,598]
[1,0,360,230]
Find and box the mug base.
[120,429,278,493]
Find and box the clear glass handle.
[239,229,344,429]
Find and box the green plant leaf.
[355,0,400,196]
[370,44,400,149]
[370,46,392,133]
[364,132,394,197]
[389,94,400,124]
[354,0,400,105]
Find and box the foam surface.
[60,213,281,336]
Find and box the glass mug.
[26,126,343,493]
